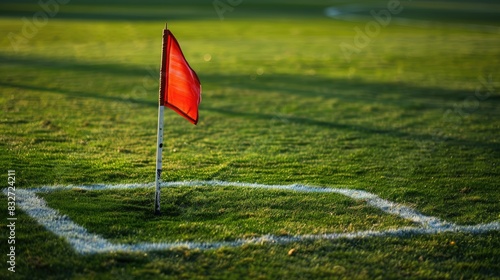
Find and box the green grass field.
[1,0,500,279]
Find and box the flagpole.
[154,105,164,215]
[155,23,168,215]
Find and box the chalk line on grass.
[4,181,500,254]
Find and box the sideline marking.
[4,180,500,254]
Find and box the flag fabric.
[160,29,201,125]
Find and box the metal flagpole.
[155,23,168,215]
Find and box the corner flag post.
[155,23,168,215]
[154,23,202,214]
[154,105,164,215]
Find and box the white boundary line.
[4,180,500,254]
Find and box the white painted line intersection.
[4,181,499,254]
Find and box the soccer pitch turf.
[1,0,499,279]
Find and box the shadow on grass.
[2,53,492,109]
[1,0,499,23]
[0,0,215,21]
[0,0,326,21]
[202,72,495,109]
[0,53,142,77]
[1,53,499,153]
[0,81,156,107]
[201,106,500,152]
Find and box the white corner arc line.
[4,181,500,255]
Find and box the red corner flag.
[160,29,201,125]
[155,26,201,214]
